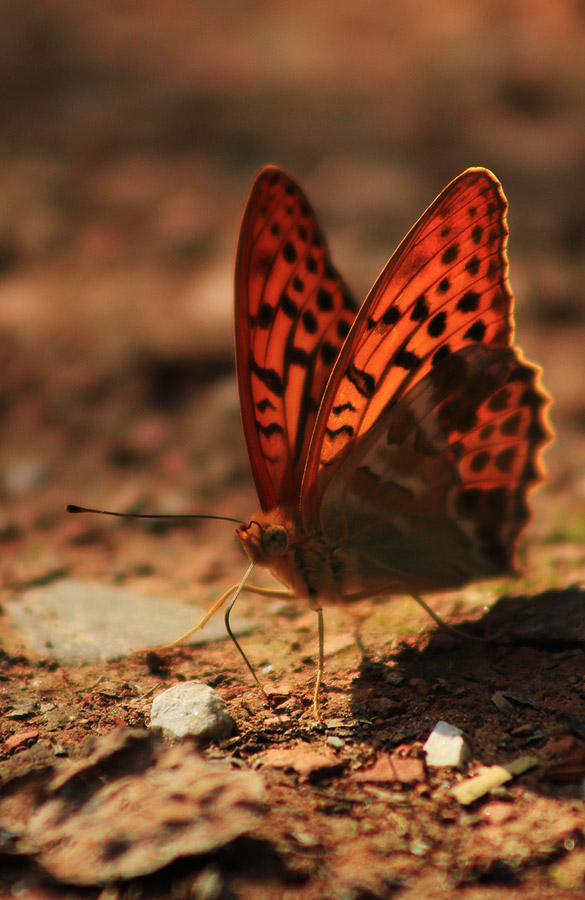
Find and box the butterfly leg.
[409,593,487,643]
[307,590,324,720]
[136,581,295,654]
[224,570,274,707]
[134,582,244,653]
[242,585,295,599]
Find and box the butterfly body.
[237,512,342,603]
[234,166,550,617]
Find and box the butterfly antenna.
[224,561,272,705]
[66,504,243,525]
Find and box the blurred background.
[0,0,583,589]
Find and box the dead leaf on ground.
[0,728,265,886]
[352,753,425,785]
[254,744,346,780]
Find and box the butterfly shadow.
[349,585,585,770]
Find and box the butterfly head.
[237,518,289,564]
[260,523,288,556]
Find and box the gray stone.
[150,682,236,745]
[4,578,253,664]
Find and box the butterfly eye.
[261,525,288,557]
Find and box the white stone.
[423,720,469,768]
[150,682,235,745]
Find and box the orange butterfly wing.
[301,169,516,516]
[296,168,550,588]
[235,167,358,512]
[235,166,550,600]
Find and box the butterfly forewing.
[301,169,516,525]
[235,167,358,511]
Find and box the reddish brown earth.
[1,3,585,898]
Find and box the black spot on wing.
[488,388,511,413]
[465,255,480,276]
[395,347,422,371]
[382,306,400,326]
[337,319,351,340]
[325,424,355,440]
[258,303,274,329]
[432,344,451,367]
[280,292,297,317]
[472,224,483,245]
[410,294,429,322]
[287,345,310,368]
[251,359,284,397]
[457,291,480,313]
[257,421,285,438]
[495,446,516,473]
[305,253,318,273]
[500,411,522,436]
[302,310,318,334]
[342,287,359,312]
[464,320,486,342]
[346,364,376,398]
[257,398,276,413]
[428,312,447,338]
[317,288,334,311]
[332,401,356,415]
[320,341,338,365]
[283,241,297,263]
[470,450,490,473]
[441,243,459,265]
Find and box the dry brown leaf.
[0,728,265,886]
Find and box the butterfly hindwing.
[235,167,358,511]
[317,344,549,594]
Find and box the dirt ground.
[1,2,585,898]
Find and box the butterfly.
[219,165,551,715]
[134,166,548,715]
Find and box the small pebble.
[423,720,469,768]
[150,682,236,746]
